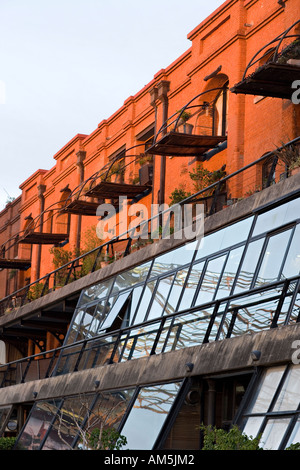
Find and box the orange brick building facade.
[1,0,299,309]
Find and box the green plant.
[277,39,300,64]
[0,437,17,450]
[274,142,300,171]
[199,425,262,450]
[138,153,153,166]
[169,187,191,206]
[286,442,300,450]
[189,164,226,193]
[177,108,192,122]
[87,428,127,450]
[28,282,48,301]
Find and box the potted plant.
[274,142,300,176]
[277,39,300,66]
[177,109,193,134]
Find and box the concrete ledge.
[0,322,299,406]
[2,172,300,329]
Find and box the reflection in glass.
[17,400,62,450]
[150,241,197,278]
[242,416,264,440]
[285,417,300,448]
[42,395,95,450]
[112,262,151,293]
[245,366,285,414]
[89,299,112,336]
[78,278,114,307]
[119,323,160,362]
[260,418,290,449]
[164,306,215,351]
[147,275,175,320]
[253,198,300,237]
[121,382,182,449]
[178,262,204,311]
[273,365,300,411]
[55,344,84,375]
[126,285,144,327]
[99,291,132,332]
[195,217,253,261]
[229,298,280,336]
[215,246,244,299]
[195,255,227,305]
[233,238,265,293]
[86,389,134,441]
[255,229,292,287]
[281,225,300,279]
[0,406,12,435]
[252,203,290,237]
[77,335,118,369]
[66,308,85,344]
[163,269,187,315]
[132,281,156,325]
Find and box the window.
[240,365,300,449]
[120,382,183,450]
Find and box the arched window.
[212,81,229,136]
[56,189,71,234]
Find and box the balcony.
[19,230,68,246]
[0,258,31,270]
[231,21,300,100]
[146,88,228,160]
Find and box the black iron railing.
[0,273,299,388]
[1,136,300,316]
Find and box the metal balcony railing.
[1,272,299,388]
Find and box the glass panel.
[229,297,280,336]
[78,278,114,307]
[77,335,119,369]
[242,416,264,440]
[55,344,83,375]
[121,382,182,449]
[163,269,187,315]
[233,238,265,293]
[83,389,134,448]
[195,217,253,261]
[0,406,12,435]
[273,365,300,411]
[99,291,132,332]
[65,308,85,344]
[260,417,291,450]
[88,299,111,336]
[215,246,244,299]
[285,417,300,448]
[255,229,292,287]
[253,198,300,237]
[78,304,97,339]
[126,285,144,327]
[281,225,300,279]
[16,400,62,450]
[252,202,290,237]
[132,281,156,325]
[195,255,227,305]
[178,262,204,311]
[112,262,151,293]
[42,395,95,450]
[147,275,175,320]
[150,241,197,278]
[120,323,160,362]
[245,366,285,414]
[164,306,215,351]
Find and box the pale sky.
[0,0,225,210]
